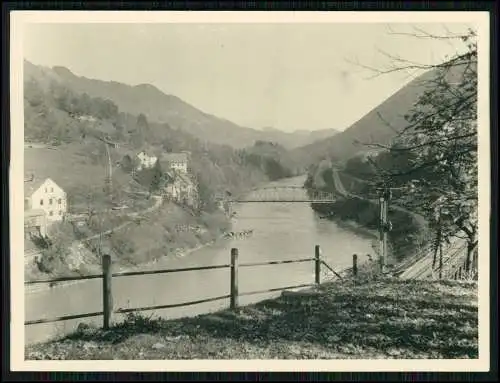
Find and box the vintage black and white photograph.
[10,11,489,370]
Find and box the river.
[25,175,376,345]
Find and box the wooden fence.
[25,245,351,329]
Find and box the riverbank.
[25,203,233,289]
[26,278,478,360]
[312,197,429,264]
[329,217,378,241]
[24,174,384,347]
[25,235,227,294]
[306,167,430,264]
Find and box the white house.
[136,150,158,170]
[162,152,189,174]
[25,177,67,223]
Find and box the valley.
[17,20,481,363]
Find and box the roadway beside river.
[329,168,467,280]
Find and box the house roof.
[177,173,192,182]
[164,170,175,180]
[176,173,196,187]
[162,152,188,163]
[137,150,157,158]
[24,177,64,197]
[159,159,172,169]
[24,178,46,197]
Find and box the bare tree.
[352,26,478,275]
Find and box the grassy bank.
[25,278,478,359]
[28,202,231,280]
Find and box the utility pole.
[104,142,113,199]
[95,135,114,202]
[378,187,391,273]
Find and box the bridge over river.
[231,185,336,204]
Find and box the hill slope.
[24,60,338,149]
[289,65,468,166]
[26,278,478,359]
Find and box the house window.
[49,198,53,205]
[51,187,54,192]
[49,211,53,216]
[45,188,47,193]
[59,210,62,216]
[58,198,62,205]
[40,199,44,206]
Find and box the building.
[101,135,120,149]
[76,115,97,122]
[25,177,67,224]
[161,171,198,207]
[161,152,189,174]
[24,209,47,238]
[136,150,158,170]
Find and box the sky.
[23,22,472,133]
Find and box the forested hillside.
[24,60,338,149]
[24,67,302,278]
[303,30,478,274]
[289,65,467,167]
[24,76,296,212]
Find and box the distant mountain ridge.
[24,60,339,149]
[288,63,470,167]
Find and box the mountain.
[23,67,300,213]
[289,64,468,167]
[24,60,338,149]
[256,126,340,149]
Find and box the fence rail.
[238,257,314,268]
[112,264,231,278]
[24,246,347,329]
[25,243,473,328]
[25,273,104,285]
[25,311,104,326]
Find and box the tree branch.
[385,148,475,178]
[359,132,476,152]
[386,24,475,41]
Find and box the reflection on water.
[25,176,375,345]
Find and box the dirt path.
[80,195,163,243]
[25,195,164,291]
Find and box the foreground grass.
[25,278,477,360]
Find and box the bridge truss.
[230,186,336,204]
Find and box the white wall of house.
[171,160,188,174]
[137,151,158,170]
[28,178,67,223]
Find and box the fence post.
[315,245,321,286]
[102,254,113,330]
[230,248,239,309]
[458,266,463,279]
[352,254,358,277]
